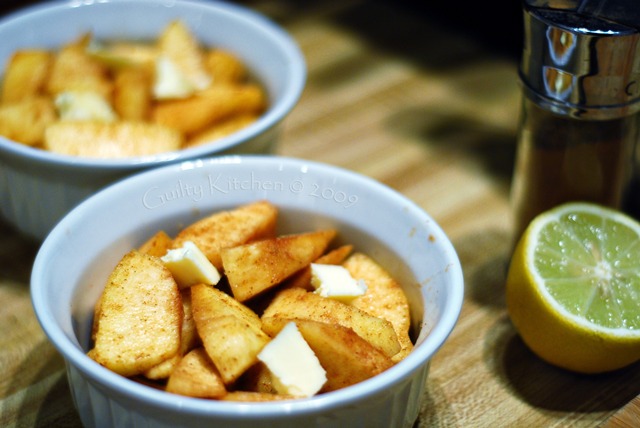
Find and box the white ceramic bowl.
[31,155,463,428]
[0,0,305,240]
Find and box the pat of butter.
[310,263,367,302]
[55,91,117,122]
[161,241,221,288]
[153,56,195,99]
[257,322,326,397]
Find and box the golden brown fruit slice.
[294,319,394,392]
[221,230,337,302]
[113,65,153,121]
[171,200,278,270]
[46,33,112,98]
[44,120,183,158]
[143,288,200,380]
[138,230,173,258]
[345,253,414,362]
[185,113,258,148]
[157,20,211,92]
[0,96,56,146]
[88,250,182,377]
[1,50,52,103]
[166,347,226,399]
[191,283,262,332]
[235,362,276,394]
[191,283,269,384]
[221,391,296,402]
[261,288,400,357]
[152,83,266,136]
[204,49,248,84]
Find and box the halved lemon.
[506,202,640,374]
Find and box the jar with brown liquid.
[510,1,640,242]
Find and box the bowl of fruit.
[0,0,305,240]
[31,155,464,428]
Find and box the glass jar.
[510,1,640,242]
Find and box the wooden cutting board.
[602,396,640,427]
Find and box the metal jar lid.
[520,1,640,119]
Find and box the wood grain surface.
[2,1,640,427]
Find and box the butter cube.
[55,90,117,122]
[153,56,195,99]
[310,263,367,302]
[257,322,326,397]
[161,241,220,288]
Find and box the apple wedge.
[294,319,394,392]
[261,288,400,357]
[171,200,277,270]
[166,347,226,399]
[345,253,414,363]
[88,250,182,377]
[221,229,337,302]
[191,283,269,384]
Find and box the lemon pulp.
[507,202,640,373]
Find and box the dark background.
[0,0,525,59]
